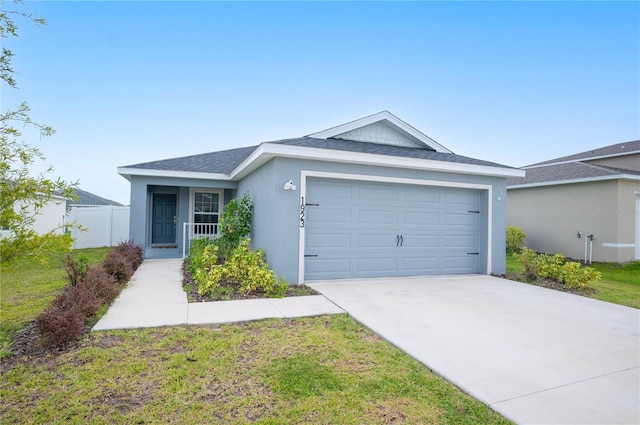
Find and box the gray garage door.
[304,178,484,280]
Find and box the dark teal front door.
[152,194,177,244]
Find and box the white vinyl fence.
[68,206,130,249]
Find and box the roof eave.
[231,143,524,180]
[117,167,231,181]
[507,174,640,189]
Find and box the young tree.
[1,1,77,265]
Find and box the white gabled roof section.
[308,111,453,153]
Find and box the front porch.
[128,180,236,259]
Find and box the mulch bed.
[182,261,318,302]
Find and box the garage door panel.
[444,212,478,227]
[402,235,439,248]
[357,234,398,248]
[308,207,351,224]
[357,209,398,226]
[403,211,439,226]
[402,187,441,204]
[401,256,439,272]
[306,233,351,249]
[356,257,397,274]
[309,181,352,199]
[304,178,484,280]
[443,255,478,273]
[445,190,479,207]
[358,186,400,202]
[305,258,351,278]
[443,234,478,248]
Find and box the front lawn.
[506,253,640,309]
[1,247,510,424]
[0,248,110,357]
[1,316,510,424]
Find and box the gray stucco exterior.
[238,157,506,283]
[119,112,521,284]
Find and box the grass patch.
[506,253,640,308]
[1,316,511,424]
[0,248,109,357]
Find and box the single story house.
[118,111,524,284]
[507,140,640,263]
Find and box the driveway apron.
[310,275,640,425]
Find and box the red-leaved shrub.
[36,304,85,348]
[102,250,135,285]
[113,240,144,270]
[35,242,144,350]
[83,265,121,305]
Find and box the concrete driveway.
[310,275,639,425]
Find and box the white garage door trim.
[298,170,493,283]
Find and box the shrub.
[102,250,135,285]
[63,253,90,286]
[36,303,85,348]
[514,247,601,289]
[194,238,287,298]
[218,192,253,259]
[112,240,144,270]
[506,226,526,253]
[83,265,121,306]
[515,247,539,280]
[225,239,288,297]
[188,237,217,273]
[193,243,223,296]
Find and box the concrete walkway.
[310,275,640,425]
[92,259,344,331]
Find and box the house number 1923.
[300,196,305,228]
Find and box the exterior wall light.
[283,181,297,191]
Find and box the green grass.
[0,248,110,357]
[1,316,511,424]
[1,249,510,424]
[506,253,640,309]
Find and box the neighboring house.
[0,193,68,240]
[118,111,524,284]
[1,187,129,249]
[507,141,640,263]
[70,188,124,207]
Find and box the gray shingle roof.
[272,137,511,168]
[528,140,640,167]
[124,137,515,176]
[124,145,258,174]
[69,188,124,206]
[507,162,640,186]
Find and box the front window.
[193,191,219,235]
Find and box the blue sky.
[3,1,639,205]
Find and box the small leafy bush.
[102,250,134,285]
[36,304,85,348]
[194,238,288,298]
[514,247,601,289]
[112,240,144,270]
[63,253,90,286]
[188,237,217,274]
[83,265,120,306]
[506,226,526,253]
[218,191,253,260]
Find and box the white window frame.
[189,188,223,234]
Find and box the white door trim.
[298,170,493,283]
